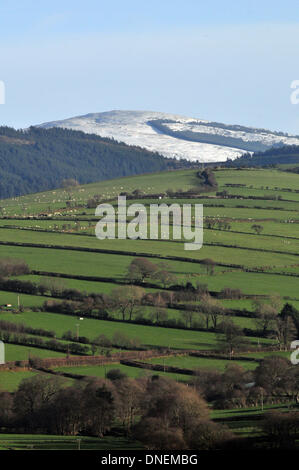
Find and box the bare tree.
[200,294,225,330]
[201,258,216,275]
[252,296,281,336]
[216,319,248,355]
[251,224,263,235]
[61,178,79,189]
[262,411,299,448]
[272,314,297,350]
[110,285,144,321]
[39,277,67,297]
[0,257,29,277]
[181,309,196,328]
[128,258,158,282]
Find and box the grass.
[242,350,291,360]
[0,166,299,454]
[1,225,299,270]
[211,402,297,437]
[0,310,221,349]
[184,270,299,298]
[54,363,192,382]
[145,354,259,372]
[0,290,48,308]
[215,168,299,191]
[0,167,298,386]
[0,370,38,392]
[0,169,200,216]
[0,310,272,350]
[0,433,142,450]
[14,274,122,295]
[1,167,299,448]
[4,343,69,362]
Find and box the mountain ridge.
[39,110,299,162]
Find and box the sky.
[0,0,299,133]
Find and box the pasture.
[0,167,298,392]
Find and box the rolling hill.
[1,166,299,449]
[0,126,188,199]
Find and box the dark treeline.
[0,329,89,356]
[195,357,299,411]
[0,374,235,450]
[0,126,194,198]
[0,257,29,277]
[226,144,299,167]
[0,319,55,339]
[1,358,299,449]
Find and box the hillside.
[1,166,299,449]
[39,110,299,162]
[0,126,187,199]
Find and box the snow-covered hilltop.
[39,110,299,162]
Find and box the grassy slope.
[0,167,298,386]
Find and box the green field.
[0,370,38,392]
[145,354,259,372]
[1,167,299,450]
[0,433,142,450]
[0,310,223,349]
[54,362,192,382]
[0,169,297,399]
[4,343,69,362]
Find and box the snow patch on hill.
[39,110,299,162]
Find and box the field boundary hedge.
[0,240,245,269]
[0,348,173,370]
[120,359,195,375]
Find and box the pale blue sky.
[0,1,299,133]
